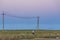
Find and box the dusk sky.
[0,0,60,30]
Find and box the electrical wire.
[5,14,37,19]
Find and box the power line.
[0,13,37,19]
[0,12,40,30]
[5,14,37,19]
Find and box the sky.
[0,0,60,30]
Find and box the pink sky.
[0,0,60,30]
[0,0,60,17]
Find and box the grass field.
[0,30,60,40]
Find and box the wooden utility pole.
[37,16,40,30]
[2,11,5,31]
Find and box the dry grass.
[0,30,60,40]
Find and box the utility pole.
[2,11,5,31]
[37,16,40,30]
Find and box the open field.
[0,30,60,40]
